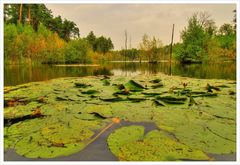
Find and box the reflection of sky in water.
[111,69,143,77]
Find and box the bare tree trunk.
[27,5,31,24]
[129,36,131,49]
[169,24,175,75]
[129,36,132,61]
[18,4,23,24]
[124,30,127,62]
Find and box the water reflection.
[4,61,236,86]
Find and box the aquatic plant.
[4,73,236,160]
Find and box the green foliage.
[139,34,163,62]
[4,23,66,64]
[174,12,236,63]
[86,31,97,49]
[60,19,80,41]
[4,23,18,62]
[219,23,234,36]
[217,35,235,49]
[64,39,91,64]
[174,13,208,63]
[217,24,236,56]
[95,36,114,54]
[120,48,140,61]
[4,23,114,64]
[86,31,114,54]
[4,4,79,41]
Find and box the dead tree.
[169,24,175,75]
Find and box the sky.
[46,4,236,50]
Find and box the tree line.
[4,4,236,64]
[115,11,236,63]
[4,4,79,41]
[4,4,114,64]
[174,11,236,63]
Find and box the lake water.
[4,61,236,86]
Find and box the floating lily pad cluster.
[107,126,210,161]
[4,73,236,160]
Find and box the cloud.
[46,4,236,50]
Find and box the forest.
[4,4,236,64]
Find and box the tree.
[139,34,151,61]
[30,4,52,31]
[193,12,217,36]
[219,24,234,36]
[4,4,52,31]
[95,36,114,54]
[64,39,90,64]
[86,31,97,50]
[120,48,139,61]
[4,4,80,41]
[217,24,236,51]
[175,13,212,63]
[139,34,162,62]
[27,4,31,24]
[61,19,79,41]
[18,4,23,24]
[86,32,114,54]
[233,10,236,31]
[4,4,26,24]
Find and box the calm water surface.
[4,61,236,86]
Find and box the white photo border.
[0,0,239,165]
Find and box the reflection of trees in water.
[108,63,162,76]
[4,62,236,86]
[171,62,236,80]
[93,67,113,76]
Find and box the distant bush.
[4,23,65,64]
[64,39,91,64]
[4,24,93,64]
[86,31,114,55]
[174,13,208,63]
[173,12,236,63]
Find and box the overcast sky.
[46,4,236,50]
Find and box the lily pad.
[41,123,94,144]
[174,121,236,154]
[81,89,99,95]
[4,102,42,120]
[127,95,147,102]
[156,95,187,104]
[15,132,85,159]
[107,125,145,157]
[75,82,92,88]
[117,130,210,161]
[124,80,145,91]
[4,73,236,160]
[149,78,162,83]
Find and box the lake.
[4,61,236,86]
